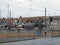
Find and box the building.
[47,16,60,30]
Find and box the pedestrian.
[34,26,39,37]
[37,18,43,35]
[45,31,47,36]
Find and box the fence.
[0,30,40,43]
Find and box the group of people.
[0,17,46,36]
[23,18,45,36]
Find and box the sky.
[0,0,60,18]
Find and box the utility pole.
[7,4,11,18]
[9,11,11,18]
[0,10,1,18]
[7,4,11,29]
[45,8,47,36]
[7,4,10,18]
[45,8,47,27]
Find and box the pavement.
[1,37,60,45]
[0,37,35,43]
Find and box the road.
[1,37,60,45]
